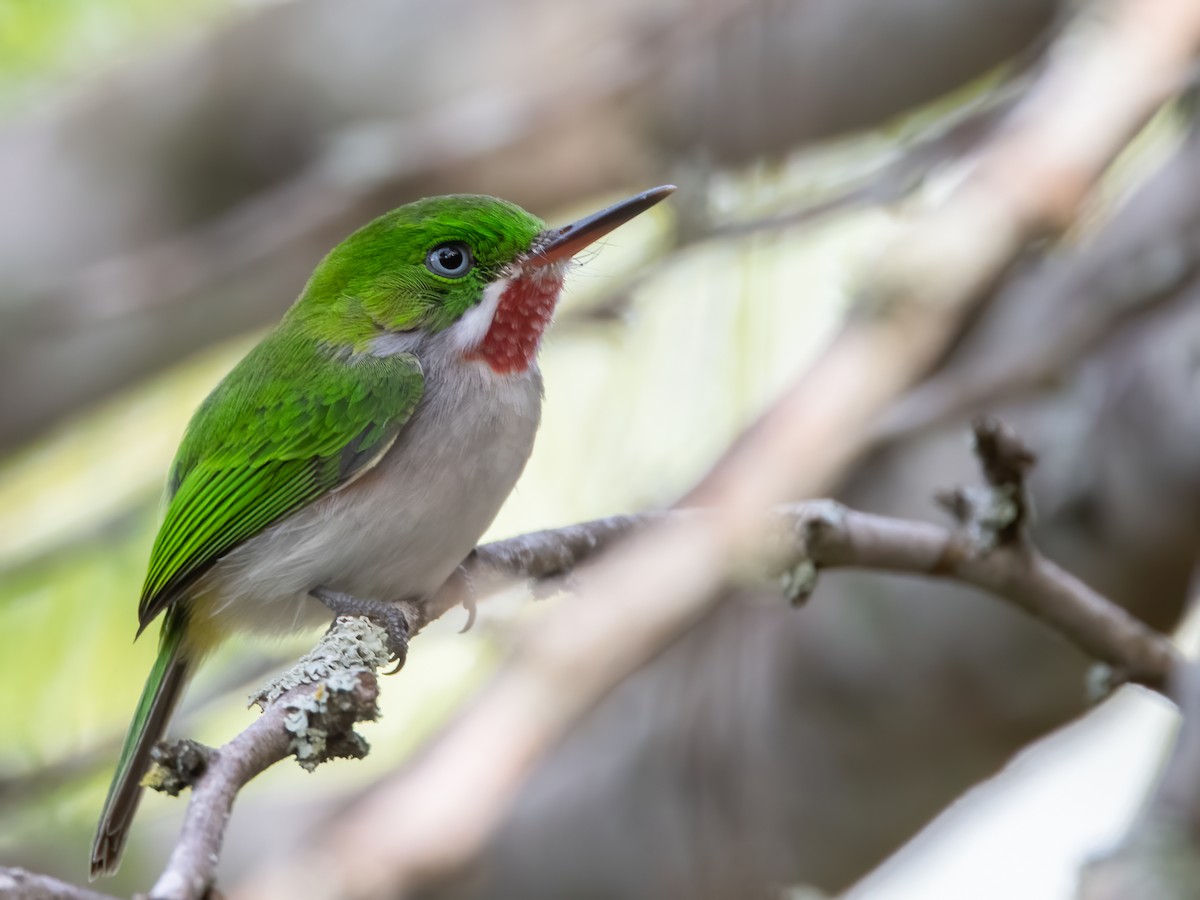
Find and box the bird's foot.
[311,587,410,674]
[452,551,479,634]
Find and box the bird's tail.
[90,622,191,879]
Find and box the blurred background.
[1,0,1198,897]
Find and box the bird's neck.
[464,270,564,374]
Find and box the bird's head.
[295,186,675,372]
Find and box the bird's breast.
[192,364,543,637]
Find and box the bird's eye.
[426,242,473,278]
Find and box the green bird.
[90,185,676,878]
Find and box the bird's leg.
[310,587,410,674]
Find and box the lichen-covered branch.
[146,618,385,900]
[232,430,1179,900]
[1,424,1181,900]
[226,4,1200,894]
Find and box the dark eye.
[426,242,473,278]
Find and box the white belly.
[190,362,541,638]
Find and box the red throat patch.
[466,272,564,374]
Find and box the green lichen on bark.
[250,616,387,771]
[280,674,375,772]
[251,616,391,707]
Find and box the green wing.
[137,332,424,633]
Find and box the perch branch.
[4,422,1181,899]
[146,618,386,900]
[228,1,1200,897]
[8,1,1196,895]
[229,484,1180,900]
[158,494,1179,899]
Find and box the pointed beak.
[531,185,677,266]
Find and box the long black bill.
[534,185,677,265]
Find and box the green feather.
[91,613,190,877]
[137,325,424,632]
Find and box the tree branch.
[872,107,1200,449]
[225,2,1200,896]
[151,489,1182,897]
[147,619,386,900]
[1,424,1182,899]
[6,1,1194,896]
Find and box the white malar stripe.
[448,277,509,353]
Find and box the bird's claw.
[459,594,477,634]
[449,553,480,634]
[311,587,410,674]
[377,605,409,674]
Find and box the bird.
[90,185,677,878]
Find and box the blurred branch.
[560,77,1030,328]
[0,0,1061,450]
[1078,663,1200,900]
[7,420,1179,899]
[210,436,1176,900]
[0,869,116,900]
[224,2,1200,896]
[712,80,1032,242]
[874,108,1200,447]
